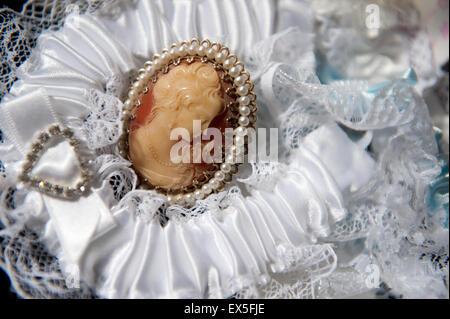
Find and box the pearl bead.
[122,109,131,118]
[206,47,217,59]
[202,184,212,194]
[124,99,132,108]
[160,52,170,63]
[239,105,250,116]
[234,74,248,86]
[128,89,137,99]
[220,163,231,173]
[178,45,188,57]
[153,58,162,70]
[238,116,249,126]
[133,81,143,91]
[145,64,154,74]
[185,193,195,204]
[194,190,204,200]
[197,45,207,56]
[235,126,247,136]
[215,52,226,63]
[229,65,242,77]
[169,46,179,58]
[237,85,248,96]
[223,58,234,69]
[209,178,220,189]
[175,194,184,204]
[188,43,198,55]
[238,96,250,105]
[214,171,225,181]
[166,195,175,205]
[139,73,147,81]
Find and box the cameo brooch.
[119,39,257,206]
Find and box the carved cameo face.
[121,40,256,205]
[128,62,232,191]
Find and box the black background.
[1,0,24,12]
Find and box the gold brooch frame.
[119,39,257,206]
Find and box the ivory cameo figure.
[128,62,227,189]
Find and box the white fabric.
[79,124,372,298]
[0,0,446,299]
[1,0,356,298]
[0,88,59,155]
[44,190,117,264]
[34,142,81,187]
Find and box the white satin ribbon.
[0,88,59,156]
[44,186,116,264]
[298,124,376,192]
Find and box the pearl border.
[120,39,257,206]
